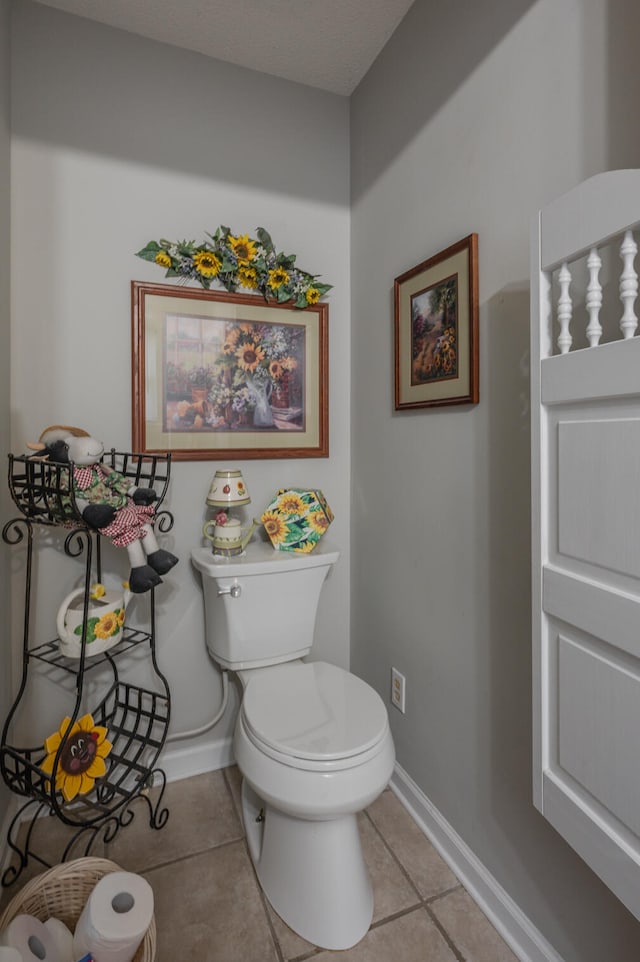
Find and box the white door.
[531,170,640,921]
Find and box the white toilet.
[191,539,395,950]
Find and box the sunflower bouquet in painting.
[261,488,333,553]
[137,225,331,309]
[166,316,306,433]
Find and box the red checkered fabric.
[100,503,155,547]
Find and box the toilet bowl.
[191,541,396,950]
[234,660,395,949]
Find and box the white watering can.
[57,584,132,658]
[203,517,259,556]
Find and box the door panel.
[532,171,640,922]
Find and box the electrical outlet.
[391,667,406,713]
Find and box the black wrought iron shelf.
[1,451,174,887]
[2,680,170,818]
[27,625,153,675]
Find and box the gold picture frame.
[132,281,329,460]
[394,234,479,410]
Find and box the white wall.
[350,0,640,960]
[0,0,12,829]
[8,2,350,767]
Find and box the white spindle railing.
[585,247,602,347]
[557,262,572,355]
[619,229,638,339]
[553,229,639,353]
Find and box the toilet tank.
[191,540,340,670]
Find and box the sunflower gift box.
[261,488,333,553]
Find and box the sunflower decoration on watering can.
[40,713,113,802]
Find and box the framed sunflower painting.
[394,234,479,410]
[132,282,329,459]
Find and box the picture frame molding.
[394,234,479,410]
[131,281,329,460]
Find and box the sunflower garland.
[136,226,332,309]
[40,713,113,802]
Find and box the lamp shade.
[206,469,251,508]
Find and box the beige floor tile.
[264,812,423,959]
[228,795,422,960]
[431,888,519,962]
[266,901,317,961]
[0,769,523,962]
[106,770,243,872]
[367,789,458,898]
[0,811,107,912]
[358,812,421,923]
[223,764,244,823]
[312,907,458,962]
[146,841,279,962]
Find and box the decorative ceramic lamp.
[206,469,251,510]
[204,470,256,556]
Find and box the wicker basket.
[0,857,156,961]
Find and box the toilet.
[191,539,395,950]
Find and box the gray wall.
[0,0,11,829]
[6,0,640,957]
[8,2,350,769]
[350,0,640,960]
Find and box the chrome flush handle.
[217,583,242,598]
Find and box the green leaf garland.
[136,226,332,309]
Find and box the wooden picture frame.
[394,234,479,410]
[132,281,329,460]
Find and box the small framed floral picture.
[394,234,479,410]
[132,282,328,460]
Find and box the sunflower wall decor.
[40,713,113,802]
[136,226,332,309]
[132,281,329,459]
[261,488,333,553]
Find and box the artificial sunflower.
[268,266,289,289]
[40,713,113,802]
[238,266,259,289]
[229,233,257,265]
[305,287,320,305]
[193,250,221,278]
[154,250,171,269]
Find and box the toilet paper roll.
[44,917,74,962]
[1,912,62,962]
[73,872,153,962]
[0,947,23,962]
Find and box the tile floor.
[1,767,519,961]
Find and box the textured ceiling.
[33,0,416,95]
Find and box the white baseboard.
[159,735,234,784]
[390,764,565,962]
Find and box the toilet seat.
[240,661,390,773]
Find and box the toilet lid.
[241,661,389,762]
